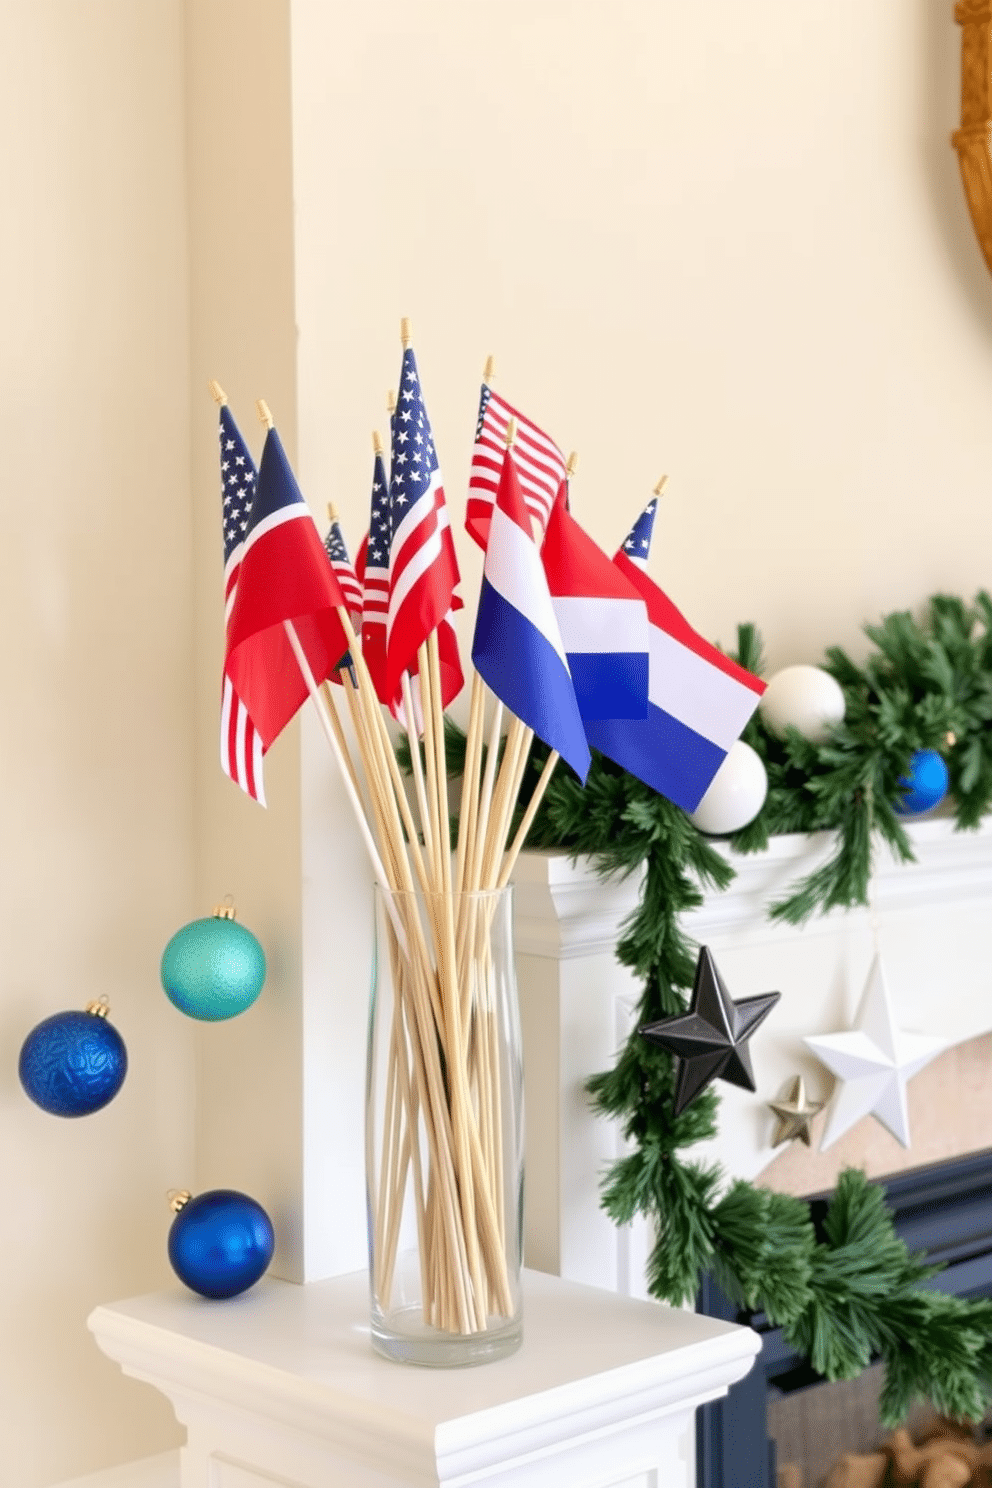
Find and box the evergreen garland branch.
[425,591,992,1425]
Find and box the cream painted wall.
[289,0,992,673]
[1,3,194,1486]
[8,0,992,1483]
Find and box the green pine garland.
[510,591,992,1426]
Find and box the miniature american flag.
[217,404,265,806]
[323,511,363,621]
[359,449,392,705]
[466,385,567,549]
[386,346,462,709]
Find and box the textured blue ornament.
[19,1004,127,1117]
[160,909,266,1021]
[894,748,949,816]
[168,1189,275,1299]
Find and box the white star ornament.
[803,956,946,1150]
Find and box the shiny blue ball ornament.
[168,1189,275,1299]
[894,748,949,816]
[18,1000,127,1117]
[160,905,265,1021]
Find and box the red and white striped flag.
[385,346,463,712]
[323,511,363,622]
[466,384,568,549]
[358,448,391,706]
[217,403,266,805]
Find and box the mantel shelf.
[88,1268,759,1488]
[512,810,992,955]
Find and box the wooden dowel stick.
[427,631,452,896]
[466,699,503,894]
[417,644,444,891]
[283,620,395,904]
[480,719,530,889]
[498,750,560,888]
[454,673,486,899]
[320,681,363,800]
[400,672,435,867]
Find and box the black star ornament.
[640,946,781,1116]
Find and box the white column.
[512,850,654,1297]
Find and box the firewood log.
[919,1455,972,1488]
[887,1423,977,1487]
[822,1451,888,1488]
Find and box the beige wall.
[1,3,194,1485]
[6,1,992,1482]
[291,0,992,673]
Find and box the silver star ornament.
[803,955,947,1150]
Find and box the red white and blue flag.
[358,449,391,706]
[217,404,265,805]
[584,546,765,812]
[387,346,463,714]
[541,486,649,721]
[323,512,363,622]
[620,496,660,569]
[466,384,567,549]
[472,451,590,783]
[224,427,349,762]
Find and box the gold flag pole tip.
[566,452,579,478]
[653,474,669,498]
[209,380,227,406]
[256,399,274,429]
[373,430,384,455]
[505,417,517,448]
[400,317,412,348]
[483,354,495,384]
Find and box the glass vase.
[366,883,524,1366]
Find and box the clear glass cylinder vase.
[366,883,524,1366]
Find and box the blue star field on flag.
[220,406,257,587]
[621,498,658,567]
[390,348,438,526]
[367,457,391,574]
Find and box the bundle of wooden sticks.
[284,456,551,1337]
[327,626,546,1334]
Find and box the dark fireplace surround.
[696,1148,992,1488]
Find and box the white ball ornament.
[688,741,768,836]
[758,665,846,743]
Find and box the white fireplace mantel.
[87,1268,760,1488]
[510,812,992,1294]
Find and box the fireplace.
[696,1148,992,1488]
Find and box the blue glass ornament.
[894,748,949,816]
[168,1189,275,1299]
[18,1000,127,1117]
[160,905,266,1021]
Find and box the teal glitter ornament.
[160,904,266,1021]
